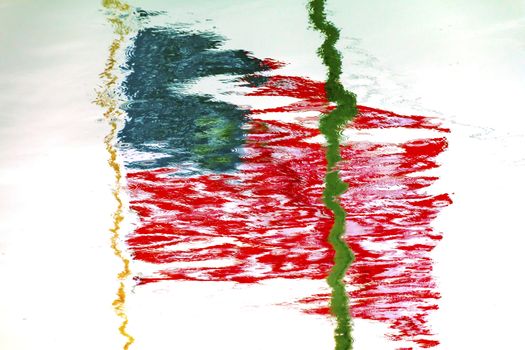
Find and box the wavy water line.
[96,1,134,349]
[308,0,357,349]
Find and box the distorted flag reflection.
[116,24,451,349]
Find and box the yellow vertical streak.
[95,1,134,349]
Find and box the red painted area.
[123,71,450,348]
[127,119,331,283]
[299,133,451,348]
[247,74,331,114]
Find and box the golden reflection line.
[95,1,134,349]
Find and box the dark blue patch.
[118,27,269,172]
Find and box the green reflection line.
[307,0,357,349]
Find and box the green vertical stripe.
[308,1,357,349]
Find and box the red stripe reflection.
[124,72,450,348]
